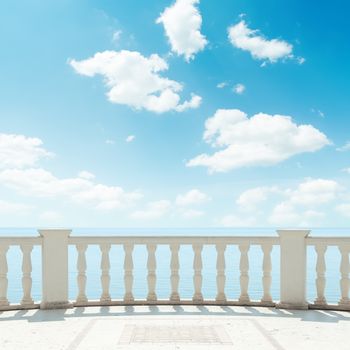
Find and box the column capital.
[38,228,72,238]
[277,229,310,238]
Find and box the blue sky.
[0,0,349,227]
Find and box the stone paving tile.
[1,306,350,350]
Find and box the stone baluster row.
[313,244,350,307]
[0,244,35,308]
[71,241,276,305]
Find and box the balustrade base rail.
[2,300,350,312]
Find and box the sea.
[1,227,349,305]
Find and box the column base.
[40,301,73,310]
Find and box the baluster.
[192,243,203,302]
[239,243,250,303]
[170,243,180,302]
[20,244,34,306]
[261,243,272,303]
[76,244,88,303]
[123,243,134,302]
[0,245,9,306]
[147,244,157,302]
[339,245,350,306]
[315,244,327,305]
[100,244,111,302]
[216,243,226,302]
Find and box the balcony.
[1,229,350,349]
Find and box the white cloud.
[268,178,338,225]
[221,214,255,227]
[311,108,324,118]
[268,202,299,225]
[0,200,33,214]
[342,168,350,174]
[0,168,142,211]
[222,178,339,227]
[176,189,210,206]
[297,57,306,65]
[105,139,115,145]
[112,30,122,43]
[182,209,204,218]
[175,94,202,112]
[217,82,228,89]
[187,109,330,173]
[336,204,350,218]
[236,186,278,211]
[130,200,171,220]
[78,170,95,180]
[156,0,207,61]
[228,20,293,63]
[0,133,52,169]
[269,204,325,226]
[39,210,63,223]
[233,83,245,94]
[69,50,201,113]
[287,178,339,206]
[336,142,350,152]
[126,135,135,143]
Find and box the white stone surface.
[1,305,350,350]
[39,229,71,309]
[277,229,309,309]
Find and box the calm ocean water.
[1,227,349,305]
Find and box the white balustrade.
[192,243,203,302]
[20,244,34,306]
[170,243,180,302]
[100,243,111,302]
[239,243,250,303]
[339,245,350,307]
[123,243,134,302]
[0,244,9,307]
[147,244,157,302]
[314,244,327,305]
[215,243,226,302]
[76,244,88,303]
[261,243,272,303]
[2,229,350,311]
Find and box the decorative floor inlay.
[119,324,232,344]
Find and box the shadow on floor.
[1,305,350,324]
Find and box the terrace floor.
[1,305,350,350]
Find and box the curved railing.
[0,229,349,311]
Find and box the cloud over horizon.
[0,133,52,169]
[187,109,330,173]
